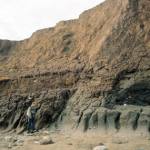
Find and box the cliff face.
[0,0,150,133]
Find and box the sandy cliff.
[0,0,149,134]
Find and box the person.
[26,101,39,133]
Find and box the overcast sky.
[0,0,105,41]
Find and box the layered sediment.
[0,0,150,134]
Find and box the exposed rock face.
[0,0,150,133]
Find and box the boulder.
[93,145,108,150]
[39,136,54,145]
[4,136,17,143]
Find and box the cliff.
[0,0,150,134]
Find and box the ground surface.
[0,129,150,150]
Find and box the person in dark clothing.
[26,102,39,133]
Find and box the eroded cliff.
[0,0,150,134]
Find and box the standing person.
[27,104,32,133]
[26,101,39,133]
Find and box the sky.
[0,0,105,41]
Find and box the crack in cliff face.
[129,0,140,12]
